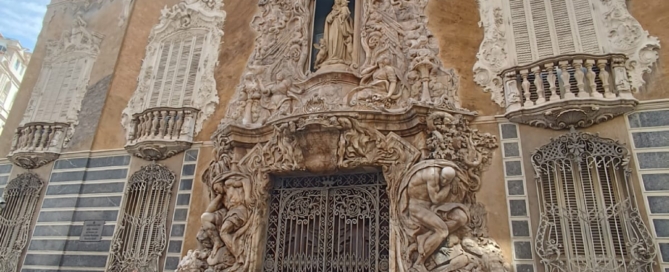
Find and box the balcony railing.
[125,107,198,160]
[8,122,67,169]
[501,54,637,129]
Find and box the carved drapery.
[9,16,102,168]
[177,110,510,272]
[475,0,660,107]
[531,130,655,271]
[122,0,225,160]
[0,173,44,272]
[223,0,464,128]
[107,164,176,272]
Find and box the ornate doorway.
[263,172,390,271]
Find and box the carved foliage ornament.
[122,0,225,141]
[178,112,509,272]
[0,173,44,272]
[107,164,176,272]
[223,0,465,128]
[474,0,660,106]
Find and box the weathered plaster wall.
[426,0,503,117]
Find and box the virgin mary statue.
[315,0,354,69]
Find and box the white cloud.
[0,0,50,50]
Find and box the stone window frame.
[474,0,660,107]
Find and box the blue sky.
[0,0,50,51]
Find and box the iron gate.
[263,172,390,272]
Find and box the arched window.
[107,164,176,271]
[0,173,44,272]
[532,130,655,271]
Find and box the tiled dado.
[499,123,536,272]
[626,109,669,271]
[164,149,199,270]
[22,155,130,272]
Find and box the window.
[0,173,44,272]
[532,130,655,271]
[144,33,206,110]
[107,164,176,271]
[509,0,601,65]
[0,82,10,107]
[263,172,390,271]
[25,55,92,123]
[13,59,21,72]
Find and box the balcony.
[501,54,637,129]
[8,122,67,169]
[124,107,198,161]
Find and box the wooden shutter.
[540,163,566,256]
[510,0,533,64]
[550,0,576,54]
[557,160,587,257]
[146,33,206,109]
[529,0,554,59]
[572,0,600,54]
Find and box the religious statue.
[347,56,402,107]
[314,0,354,70]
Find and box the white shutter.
[145,33,206,109]
[170,37,192,107]
[550,0,576,54]
[572,0,600,54]
[510,0,533,64]
[529,0,554,59]
[182,34,205,107]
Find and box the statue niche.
[313,0,355,71]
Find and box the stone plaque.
[80,220,104,242]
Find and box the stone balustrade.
[125,107,199,160]
[501,54,637,129]
[8,122,68,169]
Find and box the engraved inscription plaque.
[80,220,105,242]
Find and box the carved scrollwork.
[179,109,510,272]
[223,0,465,128]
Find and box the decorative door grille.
[263,172,390,272]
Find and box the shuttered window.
[27,56,90,123]
[508,0,602,65]
[533,131,655,271]
[144,33,206,110]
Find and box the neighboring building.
[0,0,667,272]
[0,33,31,135]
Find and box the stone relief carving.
[474,0,659,107]
[0,173,44,272]
[122,0,225,160]
[600,0,661,92]
[177,110,509,272]
[473,0,507,106]
[224,0,464,128]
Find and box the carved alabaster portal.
[177,111,510,272]
[224,0,464,128]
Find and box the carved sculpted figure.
[400,160,470,271]
[315,0,354,69]
[193,172,252,272]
